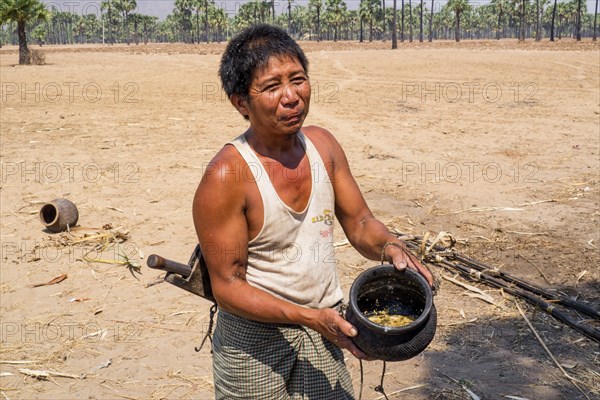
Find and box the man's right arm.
[192,147,369,359]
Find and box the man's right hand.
[309,308,374,361]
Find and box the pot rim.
[39,203,60,226]
[349,264,433,334]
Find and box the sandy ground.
[1,40,599,399]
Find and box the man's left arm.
[311,127,433,285]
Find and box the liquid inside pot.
[366,310,416,327]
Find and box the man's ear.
[230,94,249,118]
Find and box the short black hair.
[219,24,309,99]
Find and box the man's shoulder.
[199,144,248,187]
[206,143,244,167]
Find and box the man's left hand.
[386,243,434,286]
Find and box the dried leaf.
[575,270,587,286]
[29,274,67,288]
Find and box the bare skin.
[193,55,433,360]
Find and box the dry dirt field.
[1,39,599,400]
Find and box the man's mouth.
[280,111,304,122]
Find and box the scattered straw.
[373,384,426,399]
[453,206,524,214]
[19,368,85,380]
[0,361,37,365]
[515,302,589,399]
[442,274,508,310]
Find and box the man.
[193,24,433,399]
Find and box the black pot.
[39,198,79,233]
[345,264,437,361]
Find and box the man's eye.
[264,84,279,92]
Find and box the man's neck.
[244,128,303,162]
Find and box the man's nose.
[281,83,300,104]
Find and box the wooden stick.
[515,302,589,400]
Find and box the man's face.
[237,55,311,136]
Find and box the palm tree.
[0,0,47,64]
[359,0,380,41]
[191,0,202,43]
[446,0,470,41]
[309,0,323,40]
[31,22,46,45]
[141,15,157,43]
[491,0,505,39]
[116,0,136,44]
[100,0,116,44]
[325,0,346,41]
[175,0,193,42]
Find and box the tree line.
[1,0,598,63]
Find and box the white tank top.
[229,132,343,309]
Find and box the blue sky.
[43,0,598,21]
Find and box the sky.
[43,0,598,21]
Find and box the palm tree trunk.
[576,0,582,40]
[392,0,398,48]
[360,17,364,42]
[419,0,423,41]
[455,12,460,42]
[205,2,209,43]
[125,12,130,44]
[550,0,557,41]
[288,0,292,32]
[401,0,405,41]
[409,0,413,41]
[428,0,433,41]
[18,21,30,65]
[382,0,386,40]
[535,0,541,40]
[317,8,321,41]
[195,10,200,43]
[594,0,598,40]
[497,8,502,39]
